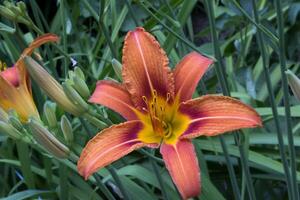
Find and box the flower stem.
[274,0,299,198]
[251,0,294,199]
[107,165,131,200]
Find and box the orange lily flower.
[78,27,262,199]
[0,34,58,122]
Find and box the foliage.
[0,0,300,199]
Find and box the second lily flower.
[78,27,262,199]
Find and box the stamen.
[142,96,148,103]
[166,92,171,102]
[153,90,157,97]
[0,61,7,72]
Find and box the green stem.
[150,149,170,199]
[94,174,116,200]
[125,0,140,26]
[138,2,215,60]
[274,0,299,199]
[228,0,279,47]
[251,0,294,200]
[16,141,35,189]
[204,1,257,199]
[107,166,131,200]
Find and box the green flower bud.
[43,101,57,128]
[62,80,89,112]
[286,70,300,102]
[0,121,22,140]
[8,116,23,132]
[0,107,8,122]
[73,76,90,99]
[0,5,15,20]
[60,115,73,145]
[111,58,122,80]
[16,1,27,13]
[24,56,84,116]
[28,118,69,158]
[74,67,85,81]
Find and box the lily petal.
[0,76,39,122]
[160,139,200,199]
[173,52,213,102]
[89,80,137,120]
[179,95,262,138]
[0,67,19,87]
[78,120,149,179]
[122,27,174,108]
[17,33,59,88]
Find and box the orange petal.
[16,33,59,87]
[173,52,213,102]
[0,76,39,122]
[179,95,262,138]
[0,66,19,87]
[160,139,200,199]
[78,121,149,179]
[89,80,138,120]
[122,27,174,108]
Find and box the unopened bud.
[28,118,69,158]
[8,116,23,132]
[0,121,22,140]
[62,81,89,112]
[24,56,83,116]
[0,5,15,20]
[74,67,85,80]
[16,1,26,13]
[0,107,8,122]
[286,70,300,102]
[60,115,73,145]
[73,76,90,99]
[43,101,57,128]
[111,59,122,80]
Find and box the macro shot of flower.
[0,1,299,200]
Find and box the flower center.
[0,61,7,72]
[142,90,174,140]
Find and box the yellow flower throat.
[137,90,190,145]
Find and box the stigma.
[142,90,172,139]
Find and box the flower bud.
[72,76,90,99]
[0,121,22,140]
[111,59,122,80]
[0,107,8,122]
[16,1,27,13]
[286,70,300,102]
[60,115,73,145]
[62,80,89,112]
[43,101,57,128]
[74,67,85,80]
[8,115,23,132]
[0,5,15,20]
[24,56,83,116]
[28,118,69,158]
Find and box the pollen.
[0,61,7,72]
[141,90,186,143]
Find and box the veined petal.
[160,139,200,199]
[0,66,19,87]
[78,121,152,179]
[16,33,59,88]
[89,80,137,120]
[179,95,262,138]
[0,76,39,122]
[173,52,213,102]
[122,27,174,108]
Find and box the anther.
[153,90,157,97]
[142,96,148,103]
[166,92,171,102]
